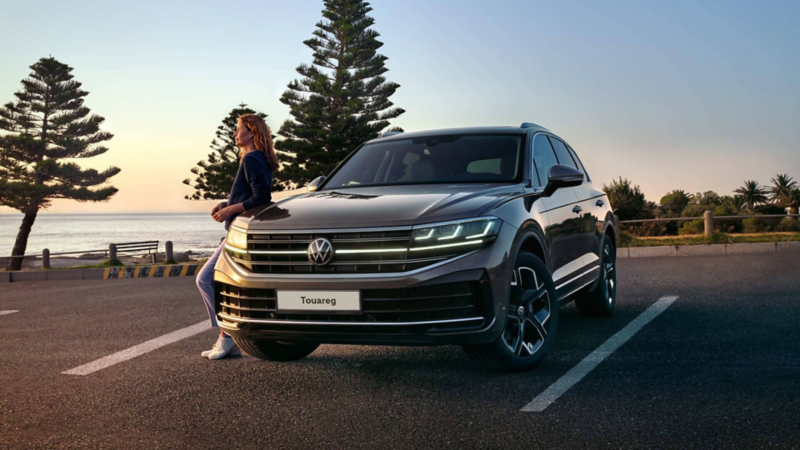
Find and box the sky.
[0,0,798,214]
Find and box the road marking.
[521,295,679,413]
[0,310,19,316]
[62,320,211,376]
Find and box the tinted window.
[532,134,558,187]
[549,137,578,171]
[567,146,591,182]
[324,134,523,189]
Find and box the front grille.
[215,279,486,328]
[231,230,461,274]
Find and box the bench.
[111,241,159,263]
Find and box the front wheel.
[233,338,320,362]
[464,251,559,371]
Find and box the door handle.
[596,199,604,207]
[572,205,582,214]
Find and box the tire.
[234,338,320,362]
[574,235,617,316]
[463,251,559,371]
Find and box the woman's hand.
[211,201,227,215]
[212,204,245,223]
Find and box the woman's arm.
[212,154,272,223]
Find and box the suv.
[214,123,617,371]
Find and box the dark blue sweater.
[226,151,273,230]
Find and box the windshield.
[323,134,523,189]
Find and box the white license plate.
[276,290,361,313]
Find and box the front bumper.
[212,223,516,346]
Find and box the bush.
[743,217,766,233]
[777,217,800,232]
[619,230,635,247]
[678,220,704,235]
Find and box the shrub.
[619,230,635,247]
[679,220,704,235]
[743,217,766,233]
[777,217,800,232]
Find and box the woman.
[196,114,278,360]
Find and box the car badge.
[307,237,334,266]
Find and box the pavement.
[1,252,798,449]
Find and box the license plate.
[276,290,361,314]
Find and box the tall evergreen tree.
[0,57,119,271]
[183,104,270,200]
[275,0,404,190]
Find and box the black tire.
[574,235,617,316]
[234,338,320,362]
[463,251,559,371]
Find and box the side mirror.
[543,165,583,197]
[307,176,326,193]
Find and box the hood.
[236,184,524,230]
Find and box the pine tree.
[275,0,404,189]
[183,104,270,200]
[0,57,119,271]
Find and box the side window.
[532,134,558,187]
[548,137,578,171]
[567,146,591,182]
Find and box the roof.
[365,124,551,144]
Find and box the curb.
[618,241,800,258]
[1,263,206,283]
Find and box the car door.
[531,133,582,289]
[549,136,603,278]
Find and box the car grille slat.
[215,280,484,327]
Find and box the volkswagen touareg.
[214,123,618,371]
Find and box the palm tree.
[734,180,769,212]
[770,174,797,203]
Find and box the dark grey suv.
[214,123,618,371]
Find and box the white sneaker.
[201,335,226,358]
[207,336,241,360]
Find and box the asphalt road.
[1,253,799,449]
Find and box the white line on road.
[521,295,679,413]
[62,321,211,376]
[0,310,19,316]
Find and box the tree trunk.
[6,206,39,271]
[791,206,799,221]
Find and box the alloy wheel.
[603,244,616,305]
[503,266,551,357]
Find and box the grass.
[620,231,800,248]
[70,259,124,269]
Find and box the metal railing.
[2,241,176,270]
[619,211,800,237]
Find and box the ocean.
[0,213,228,258]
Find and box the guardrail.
[2,240,177,270]
[619,211,800,237]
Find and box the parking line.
[521,295,679,412]
[62,320,211,376]
[0,310,19,316]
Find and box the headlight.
[225,228,248,251]
[410,218,501,252]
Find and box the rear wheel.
[234,338,320,362]
[464,251,559,371]
[574,235,616,316]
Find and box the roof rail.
[520,122,540,129]
[381,130,404,138]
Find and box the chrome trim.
[409,239,486,252]
[217,312,484,327]
[555,266,599,291]
[225,248,482,279]
[552,253,600,282]
[559,278,597,300]
[231,255,450,266]
[241,225,414,234]
[335,248,407,254]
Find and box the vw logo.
[307,237,333,266]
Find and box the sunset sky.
[0,0,798,214]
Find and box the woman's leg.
[196,241,225,328]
